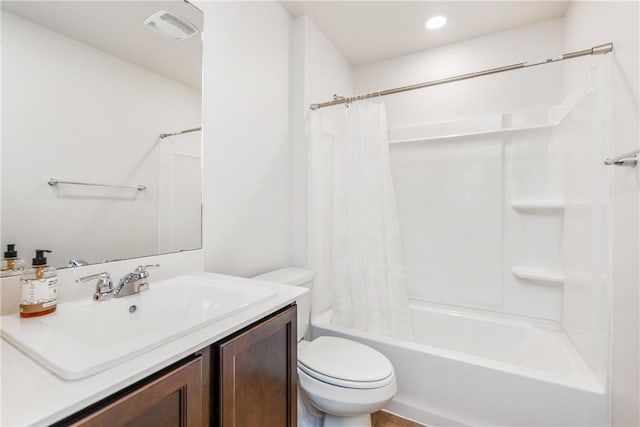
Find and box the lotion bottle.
[20,249,57,318]
[1,244,25,277]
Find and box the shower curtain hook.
[332,94,350,108]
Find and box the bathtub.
[310,300,608,426]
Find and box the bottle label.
[20,277,57,314]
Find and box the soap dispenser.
[19,249,57,318]
[1,244,25,277]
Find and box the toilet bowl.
[298,337,397,426]
[253,268,397,427]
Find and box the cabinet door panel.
[71,356,204,427]
[217,305,297,427]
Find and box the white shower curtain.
[308,101,412,340]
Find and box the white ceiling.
[280,1,571,65]
[3,1,569,85]
[2,1,203,90]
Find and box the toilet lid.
[298,337,394,389]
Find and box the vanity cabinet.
[54,304,296,427]
[214,304,297,427]
[64,349,209,427]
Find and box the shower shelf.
[388,122,555,144]
[511,200,565,211]
[387,88,594,145]
[511,267,564,284]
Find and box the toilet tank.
[252,268,314,342]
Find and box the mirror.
[1,1,203,270]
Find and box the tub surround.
[1,273,306,426]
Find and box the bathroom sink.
[1,274,276,380]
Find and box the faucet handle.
[135,264,160,272]
[135,264,159,279]
[77,272,113,301]
[76,272,110,283]
[134,264,159,291]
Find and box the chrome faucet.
[68,258,89,267]
[114,264,159,298]
[77,272,114,301]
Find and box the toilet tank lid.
[253,267,315,287]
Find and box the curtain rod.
[310,42,613,110]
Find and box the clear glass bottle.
[20,249,57,318]
[1,244,25,277]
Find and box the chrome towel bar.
[604,150,639,168]
[48,178,147,191]
[159,127,201,139]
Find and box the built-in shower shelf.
[388,123,555,144]
[511,200,565,211]
[511,267,564,284]
[388,85,595,145]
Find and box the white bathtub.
[310,301,608,426]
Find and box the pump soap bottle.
[20,249,57,317]
[1,244,25,277]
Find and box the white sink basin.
[1,274,276,380]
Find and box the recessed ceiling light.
[425,15,447,30]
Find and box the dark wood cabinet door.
[70,354,205,427]
[216,305,297,427]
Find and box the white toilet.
[253,268,397,427]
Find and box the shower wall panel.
[390,136,503,309]
[389,117,567,322]
[559,57,612,385]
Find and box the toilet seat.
[298,362,395,389]
[297,366,398,418]
[298,336,395,389]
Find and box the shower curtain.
[308,101,412,339]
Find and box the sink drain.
[129,305,137,313]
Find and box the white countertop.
[0,272,306,426]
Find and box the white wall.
[1,12,201,268]
[354,19,568,322]
[0,0,298,311]
[563,2,640,426]
[289,15,354,314]
[198,1,292,277]
[356,19,565,128]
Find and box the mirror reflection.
[1,1,203,270]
